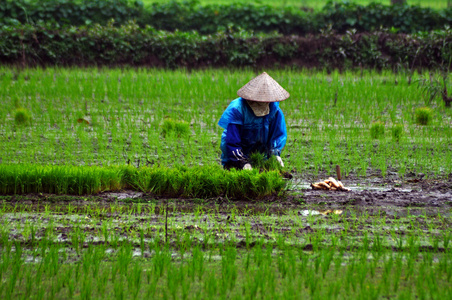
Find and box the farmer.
[218,72,289,170]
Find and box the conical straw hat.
[237,72,290,102]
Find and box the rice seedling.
[415,106,433,125]
[13,108,31,126]
[0,164,285,198]
[161,118,190,138]
[370,121,385,139]
[391,123,404,142]
[248,152,286,173]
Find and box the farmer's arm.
[268,109,287,157]
[225,123,250,169]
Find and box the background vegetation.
[0,23,451,69]
[1,0,451,35]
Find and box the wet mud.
[296,176,452,209]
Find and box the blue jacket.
[218,97,287,165]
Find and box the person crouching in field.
[218,72,289,170]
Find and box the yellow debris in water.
[311,178,350,191]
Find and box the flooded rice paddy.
[1,68,452,298]
[0,175,451,299]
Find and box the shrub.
[161,119,190,137]
[0,0,142,27]
[391,124,404,142]
[370,121,385,139]
[14,108,31,125]
[1,0,452,35]
[415,107,433,125]
[320,2,451,34]
[0,23,451,69]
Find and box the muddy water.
[0,188,450,253]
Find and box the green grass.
[1,67,451,179]
[140,0,452,10]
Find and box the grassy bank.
[1,68,451,179]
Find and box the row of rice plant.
[2,241,451,299]
[1,67,451,179]
[0,164,285,197]
[0,199,450,299]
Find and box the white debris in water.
[299,210,322,216]
[299,210,343,216]
[25,256,42,263]
[105,191,144,200]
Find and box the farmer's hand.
[243,163,253,170]
[276,156,284,167]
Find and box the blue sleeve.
[268,109,287,156]
[218,99,244,129]
[225,123,249,164]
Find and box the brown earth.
[298,180,452,208]
[294,169,452,209]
